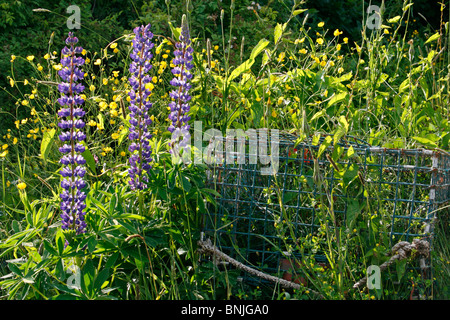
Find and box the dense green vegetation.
[0,0,448,300]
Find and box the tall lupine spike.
[127,24,154,190]
[57,32,87,235]
[168,15,193,154]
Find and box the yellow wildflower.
[317,22,324,27]
[110,43,117,49]
[343,37,349,44]
[111,132,120,140]
[90,85,96,92]
[27,55,35,61]
[44,53,50,60]
[316,38,324,45]
[333,29,343,37]
[99,101,108,111]
[17,182,27,190]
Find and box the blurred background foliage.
[0,0,445,135]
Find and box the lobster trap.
[201,131,450,283]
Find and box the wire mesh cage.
[202,131,450,283]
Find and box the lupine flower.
[127,24,154,190]
[57,32,87,235]
[168,15,193,154]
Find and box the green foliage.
[0,0,449,301]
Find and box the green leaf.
[347,145,355,158]
[334,116,349,145]
[293,9,308,16]
[396,259,407,282]
[317,135,332,158]
[343,163,359,186]
[424,32,440,45]
[81,141,97,175]
[228,59,255,83]
[310,109,327,122]
[327,92,348,108]
[387,16,401,23]
[40,128,56,163]
[274,23,287,44]
[168,21,181,41]
[346,199,361,229]
[180,173,191,192]
[249,38,270,61]
[7,263,23,277]
[412,136,438,148]
[43,240,58,256]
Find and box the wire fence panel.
[202,132,450,281]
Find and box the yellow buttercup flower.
[44,53,50,60]
[9,78,14,87]
[99,101,108,111]
[53,64,62,71]
[333,29,343,37]
[343,37,349,44]
[17,182,27,190]
[120,151,126,157]
[112,71,120,77]
[318,22,324,27]
[103,78,108,85]
[90,85,96,92]
[110,42,117,49]
[94,59,101,65]
[111,132,120,140]
[11,55,16,62]
[27,55,35,61]
[316,38,324,45]
[0,150,8,158]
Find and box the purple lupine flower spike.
[127,24,154,190]
[57,32,87,235]
[168,15,193,153]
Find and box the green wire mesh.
[202,132,450,280]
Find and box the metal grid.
[202,132,450,278]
